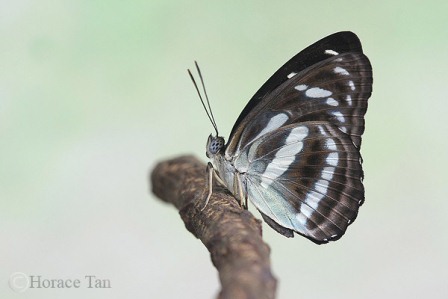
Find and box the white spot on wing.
[326,139,337,151]
[326,97,338,106]
[299,154,338,225]
[346,95,352,106]
[300,203,314,218]
[295,84,307,91]
[340,126,348,133]
[260,126,309,187]
[348,80,355,91]
[332,111,345,123]
[300,184,329,224]
[325,49,339,55]
[326,152,339,166]
[274,142,303,159]
[306,87,332,98]
[296,213,308,226]
[251,113,288,142]
[287,72,297,79]
[334,66,349,76]
[287,126,309,142]
[318,125,327,136]
[322,166,335,180]
[260,163,293,185]
[246,138,264,164]
[304,191,322,209]
[315,180,329,194]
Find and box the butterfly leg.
[213,169,227,187]
[202,163,229,211]
[201,163,215,211]
[234,172,248,210]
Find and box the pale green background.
[1,1,447,298]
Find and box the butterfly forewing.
[226,52,372,159]
[229,31,365,141]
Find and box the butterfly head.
[206,134,225,158]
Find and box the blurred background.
[1,1,447,298]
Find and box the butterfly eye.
[207,137,224,155]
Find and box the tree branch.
[151,155,277,299]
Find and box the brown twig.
[151,155,277,299]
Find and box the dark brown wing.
[225,52,372,160]
[225,33,372,243]
[235,122,364,243]
[228,31,366,148]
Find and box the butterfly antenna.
[195,61,218,134]
[188,64,219,136]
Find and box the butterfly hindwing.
[235,122,364,243]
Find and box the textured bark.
[151,155,277,299]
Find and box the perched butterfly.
[188,31,372,244]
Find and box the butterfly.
[188,31,372,244]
